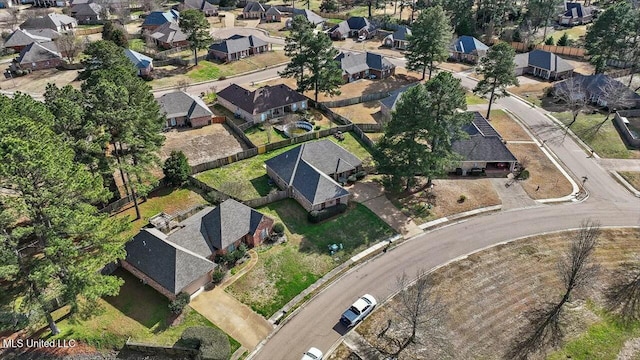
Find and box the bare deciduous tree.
[553,76,589,129]
[508,219,601,359]
[56,32,85,63]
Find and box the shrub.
[518,169,530,180]
[0,311,28,332]
[163,150,191,186]
[544,36,555,45]
[203,190,226,205]
[169,292,190,314]
[273,222,285,234]
[347,174,357,183]
[218,76,226,80]
[458,194,466,203]
[308,203,348,223]
[355,170,366,180]
[314,125,320,130]
[180,326,230,360]
[557,32,569,46]
[211,268,226,284]
[15,70,23,76]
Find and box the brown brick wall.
[20,58,65,71]
[249,216,274,247]
[190,115,211,128]
[121,260,177,301]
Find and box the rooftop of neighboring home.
[209,34,268,54]
[16,41,62,64]
[265,140,361,206]
[3,28,59,49]
[390,25,411,40]
[553,74,640,107]
[243,1,264,12]
[514,49,574,73]
[142,9,179,27]
[563,2,592,18]
[125,227,217,296]
[451,35,489,54]
[157,90,213,119]
[182,0,217,12]
[20,13,77,31]
[149,21,188,43]
[290,8,325,25]
[71,2,102,16]
[330,16,375,34]
[452,112,517,163]
[335,51,395,75]
[217,83,306,115]
[124,48,153,69]
[265,6,281,15]
[380,84,419,112]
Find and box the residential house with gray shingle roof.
[242,1,265,19]
[450,35,489,63]
[70,2,105,24]
[178,0,217,16]
[286,9,325,28]
[147,21,189,49]
[2,28,59,52]
[514,49,574,80]
[383,25,411,50]
[329,16,376,40]
[122,199,274,300]
[553,74,640,109]
[452,112,517,175]
[124,48,153,76]
[379,84,419,121]
[216,83,308,123]
[14,41,65,71]
[20,13,77,33]
[157,90,213,128]
[335,51,396,82]
[265,140,363,211]
[558,2,593,25]
[208,34,269,62]
[142,9,179,31]
[264,6,282,22]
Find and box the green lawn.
[227,200,395,317]
[619,171,640,191]
[553,112,640,159]
[244,125,288,146]
[550,25,587,44]
[196,132,374,200]
[187,61,225,82]
[48,269,240,356]
[128,38,145,52]
[466,92,488,105]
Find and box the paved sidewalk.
[351,181,422,238]
[489,178,539,210]
[596,158,640,172]
[189,250,273,350]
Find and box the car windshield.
[362,297,372,305]
[349,306,361,315]
[305,352,318,360]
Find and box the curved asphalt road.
[249,73,640,359]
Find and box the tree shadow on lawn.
[361,73,421,96]
[103,269,173,334]
[249,174,276,197]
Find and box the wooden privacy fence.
[224,117,257,149]
[510,42,586,58]
[190,148,259,174]
[321,91,391,108]
[75,26,103,36]
[243,189,290,208]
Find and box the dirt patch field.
[351,228,640,360]
[507,143,574,199]
[0,68,80,94]
[566,59,595,75]
[489,110,531,141]
[508,81,551,106]
[331,101,384,124]
[437,61,473,73]
[256,20,289,37]
[159,124,246,166]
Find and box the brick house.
[286,9,325,29]
[329,16,376,40]
[157,90,213,128]
[514,49,574,80]
[242,1,265,19]
[382,25,411,50]
[449,35,489,63]
[70,2,104,24]
[216,83,308,123]
[124,48,153,76]
[122,199,274,300]
[2,28,59,52]
[265,140,362,211]
[558,2,593,25]
[208,34,269,62]
[147,21,189,49]
[14,41,65,71]
[335,51,396,82]
[20,13,77,33]
[178,0,217,16]
[264,6,282,22]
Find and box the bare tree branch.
[553,76,590,129]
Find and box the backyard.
[331,101,384,124]
[554,112,640,159]
[243,109,334,146]
[160,124,247,166]
[226,199,396,317]
[195,132,374,200]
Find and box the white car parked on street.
[301,347,323,360]
[340,294,377,327]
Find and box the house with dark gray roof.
[142,9,179,31]
[217,83,308,123]
[286,9,325,28]
[70,2,104,24]
[265,140,362,211]
[452,112,517,175]
[335,51,396,82]
[147,21,189,49]
[20,13,77,33]
[379,84,419,121]
[558,2,593,25]
[449,35,489,63]
[157,90,213,128]
[383,25,411,50]
[329,16,376,40]
[122,199,274,300]
[208,34,269,62]
[553,74,640,109]
[242,1,265,19]
[177,0,217,16]
[264,6,282,22]
[14,41,65,71]
[124,48,153,76]
[514,49,574,80]
[2,28,59,52]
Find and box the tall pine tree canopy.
[406,5,453,80]
[473,42,518,119]
[180,9,213,66]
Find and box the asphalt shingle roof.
[379,84,419,112]
[335,51,395,75]
[452,112,517,163]
[20,14,77,31]
[124,48,153,69]
[157,90,212,119]
[142,9,179,27]
[564,2,591,18]
[243,1,264,12]
[150,21,188,43]
[265,140,361,206]
[452,35,489,54]
[71,2,102,16]
[16,41,62,64]
[330,16,374,35]
[217,83,306,115]
[124,228,216,295]
[183,0,217,12]
[290,8,325,25]
[3,28,55,48]
[553,74,640,107]
[391,25,411,41]
[515,50,574,73]
[209,34,267,55]
[265,7,281,15]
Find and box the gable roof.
[564,2,592,18]
[142,9,179,27]
[243,1,264,12]
[391,25,411,41]
[515,50,574,73]
[452,35,489,54]
[554,74,640,107]
[16,41,62,64]
[265,140,360,206]
[3,28,55,48]
[452,112,517,163]
[125,228,217,295]
[71,2,103,16]
[183,0,217,12]
[290,8,325,25]
[124,48,153,69]
[209,34,267,55]
[20,13,77,31]
[165,200,269,256]
[380,83,419,112]
[330,16,375,34]
[217,83,306,115]
[335,51,395,75]
[150,21,188,43]
[157,90,212,119]
[265,6,281,15]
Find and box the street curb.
[610,170,640,198]
[418,205,502,230]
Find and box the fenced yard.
[159,124,247,165]
[331,101,384,124]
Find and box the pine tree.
[405,6,453,80]
[557,32,569,47]
[585,1,636,74]
[180,9,213,66]
[473,42,518,119]
[163,151,191,186]
[280,15,314,87]
[544,36,555,45]
[320,0,339,12]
